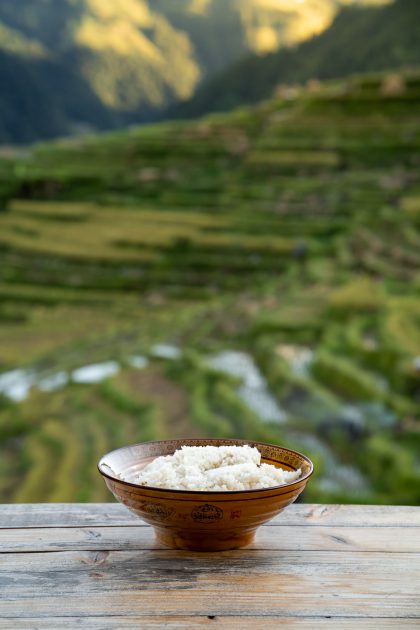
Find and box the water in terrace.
[207,350,287,423]
[0,346,289,423]
[0,344,378,495]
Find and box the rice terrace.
[0,71,419,506]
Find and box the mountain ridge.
[0,0,391,144]
[168,0,420,120]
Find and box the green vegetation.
[0,70,419,505]
[0,0,365,144]
[328,277,384,316]
[171,0,420,120]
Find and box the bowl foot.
[154,527,256,551]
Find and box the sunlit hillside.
[171,0,419,120]
[156,0,339,57]
[0,0,388,143]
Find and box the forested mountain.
[0,0,386,144]
[170,0,420,120]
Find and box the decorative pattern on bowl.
[98,438,313,551]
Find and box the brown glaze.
[98,438,313,551]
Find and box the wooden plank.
[0,550,419,618]
[0,503,136,528]
[1,504,419,626]
[1,525,419,553]
[1,503,420,528]
[0,617,418,629]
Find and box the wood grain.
[0,618,418,629]
[1,524,419,553]
[0,550,419,618]
[1,503,419,628]
[1,503,420,528]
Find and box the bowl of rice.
[98,438,313,551]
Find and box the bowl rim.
[97,437,314,495]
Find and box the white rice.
[135,445,301,491]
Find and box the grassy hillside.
[0,0,386,144]
[0,70,419,504]
[170,0,420,119]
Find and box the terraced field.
[0,71,419,504]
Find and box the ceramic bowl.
[98,438,313,551]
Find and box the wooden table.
[0,503,419,628]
